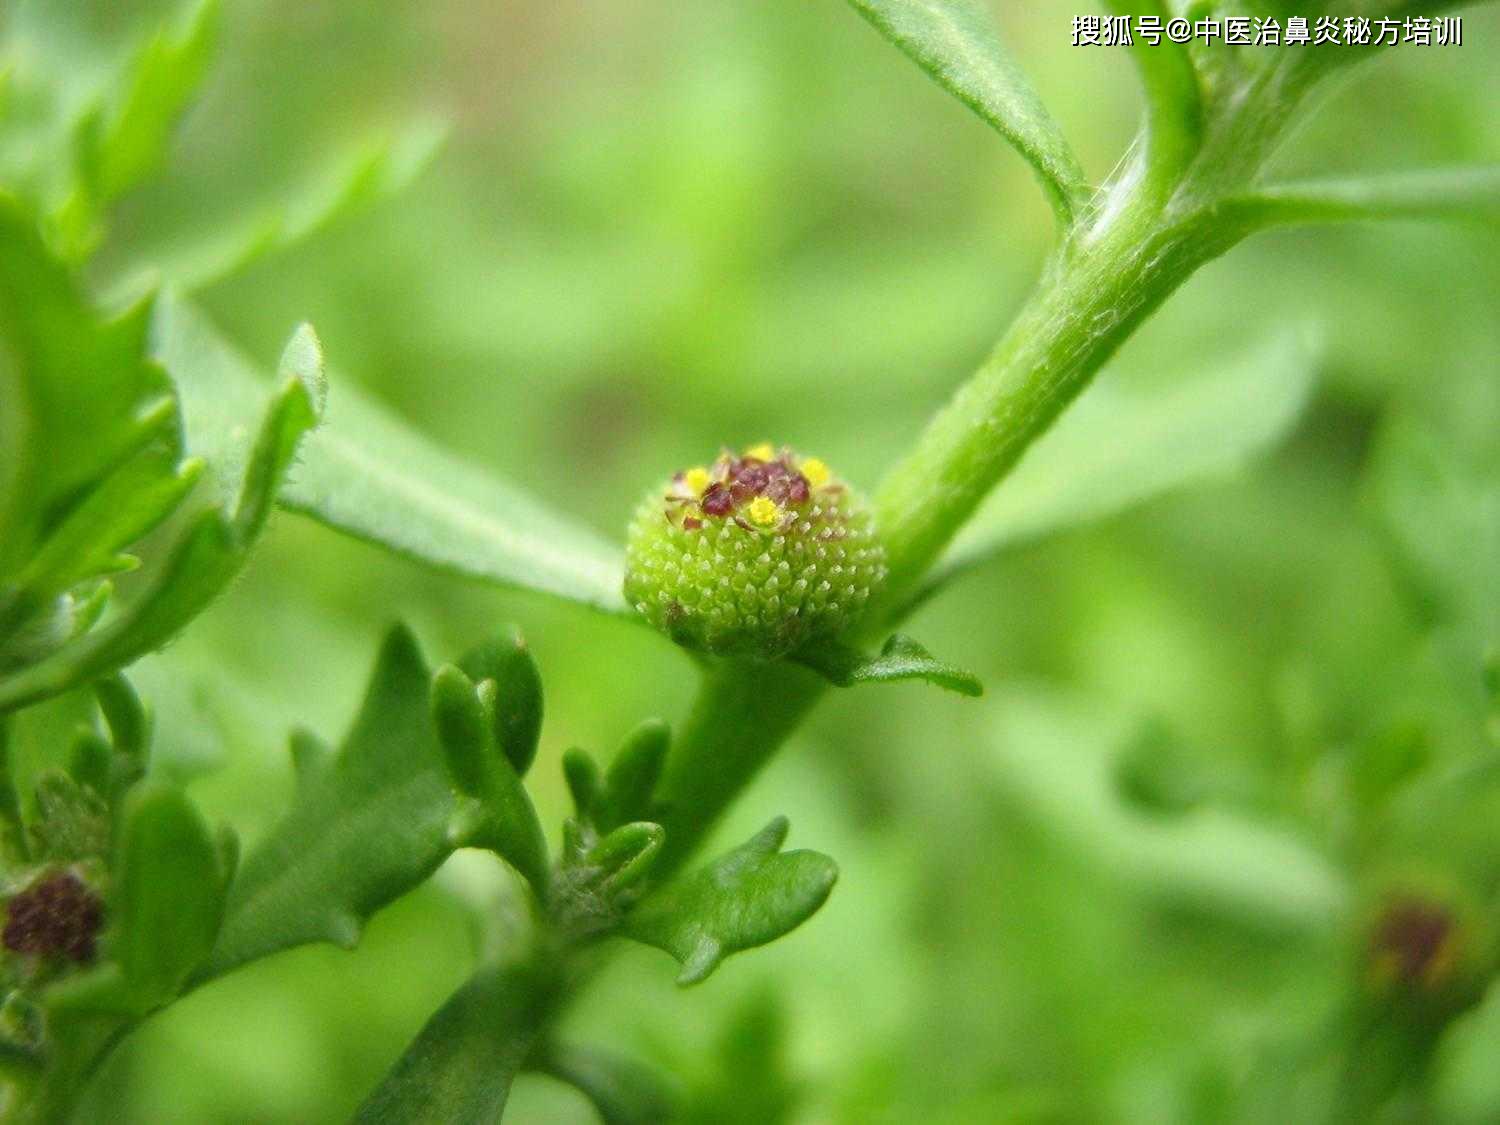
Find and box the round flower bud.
[624,445,887,656]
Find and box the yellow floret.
[683,466,711,495]
[800,457,830,488]
[748,496,780,527]
[744,442,776,462]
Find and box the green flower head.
[624,444,888,657]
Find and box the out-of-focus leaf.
[797,633,983,696]
[626,817,838,985]
[154,293,631,615]
[920,330,1318,600]
[536,1041,675,1125]
[106,783,223,1012]
[355,961,551,1125]
[986,686,1348,931]
[0,307,321,711]
[195,625,456,982]
[845,0,1086,221]
[115,120,447,295]
[1368,395,1498,632]
[430,661,549,895]
[1433,980,1500,1123]
[52,1,219,258]
[1225,166,1500,230]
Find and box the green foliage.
[354,961,552,1125]
[797,633,983,696]
[198,626,458,982]
[626,818,838,985]
[845,0,1085,220]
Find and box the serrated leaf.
[430,662,549,895]
[154,291,631,616]
[626,817,838,985]
[108,782,224,1013]
[846,0,1086,221]
[195,625,457,983]
[919,330,1318,600]
[355,961,550,1125]
[797,633,983,697]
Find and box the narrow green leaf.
[846,0,1086,222]
[797,633,983,696]
[587,821,665,893]
[593,719,669,833]
[535,1041,675,1125]
[89,0,218,204]
[430,662,550,896]
[155,292,631,616]
[626,817,838,985]
[920,330,1318,599]
[114,120,447,295]
[563,747,602,819]
[355,962,551,1125]
[457,629,543,777]
[195,625,456,983]
[1223,166,1500,230]
[111,782,224,1013]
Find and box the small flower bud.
[624,445,888,656]
[2,870,105,964]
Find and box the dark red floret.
[732,460,770,492]
[3,871,104,963]
[1373,898,1455,986]
[682,516,702,530]
[701,484,734,517]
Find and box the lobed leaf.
[626,817,838,985]
[195,625,456,983]
[797,633,983,696]
[918,329,1318,601]
[846,0,1087,222]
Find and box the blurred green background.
[9,0,1500,1120]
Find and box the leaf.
[155,292,632,616]
[626,817,838,985]
[106,782,224,1013]
[430,661,549,895]
[1224,165,1500,230]
[535,1041,675,1125]
[0,310,322,711]
[1102,0,1200,183]
[455,628,543,777]
[53,0,220,257]
[355,961,550,1125]
[195,625,457,983]
[919,330,1318,600]
[112,120,447,295]
[796,633,983,696]
[593,719,669,834]
[0,195,181,584]
[846,0,1086,222]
